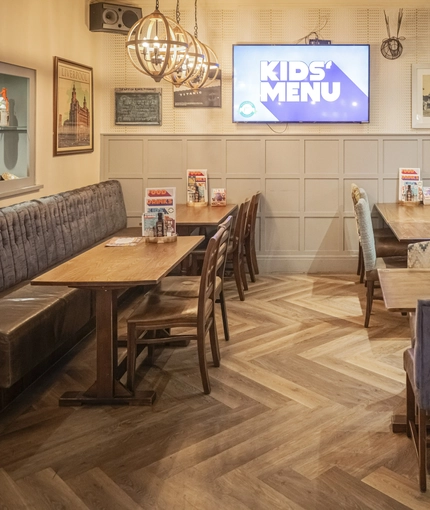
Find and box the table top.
[176,203,237,226]
[375,202,430,241]
[378,268,430,312]
[31,235,204,288]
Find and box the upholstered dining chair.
[406,241,430,357]
[226,197,251,301]
[354,197,407,327]
[163,215,233,340]
[126,226,224,395]
[243,191,261,283]
[351,184,408,283]
[408,241,430,268]
[403,299,430,492]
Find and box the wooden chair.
[404,299,430,492]
[227,197,251,301]
[243,191,261,283]
[354,197,407,327]
[126,226,224,395]
[161,216,233,340]
[351,183,408,283]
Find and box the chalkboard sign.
[115,88,162,125]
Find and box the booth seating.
[0,180,129,411]
[404,299,430,492]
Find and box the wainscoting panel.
[101,134,430,273]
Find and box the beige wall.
[0,0,103,207]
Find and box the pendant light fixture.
[126,0,189,83]
[184,0,220,89]
[163,0,205,88]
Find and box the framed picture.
[115,88,162,125]
[412,63,430,128]
[53,57,93,156]
[174,71,222,108]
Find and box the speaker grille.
[90,2,142,34]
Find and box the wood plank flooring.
[0,273,429,509]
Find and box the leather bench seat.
[0,283,92,389]
[0,180,128,411]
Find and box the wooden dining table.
[175,203,238,235]
[31,235,204,406]
[375,202,430,242]
[378,268,430,312]
[378,267,430,433]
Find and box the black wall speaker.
[90,2,142,34]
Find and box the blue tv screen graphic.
[232,44,370,123]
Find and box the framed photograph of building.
[412,63,430,128]
[53,57,93,156]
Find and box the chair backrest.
[351,183,362,240]
[354,197,377,271]
[216,215,233,279]
[232,198,251,253]
[198,226,224,323]
[351,183,361,207]
[245,191,261,241]
[359,187,370,204]
[413,299,430,409]
[408,241,430,268]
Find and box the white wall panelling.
[99,5,430,272]
[101,134,430,273]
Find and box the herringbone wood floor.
[0,273,429,509]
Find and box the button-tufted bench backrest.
[0,180,127,293]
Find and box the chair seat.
[155,275,222,298]
[127,286,212,328]
[366,255,407,281]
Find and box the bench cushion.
[0,284,92,388]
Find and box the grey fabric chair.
[351,183,408,283]
[404,299,430,492]
[354,197,407,327]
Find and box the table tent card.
[399,168,421,203]
[143,187,176,237]
[187,169,208,206]
[211,188,226,206]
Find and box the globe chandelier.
[126,0,189,83]
[163,0,206,88]
[183,0,220,90]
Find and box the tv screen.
[233,44,370,123]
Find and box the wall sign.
[115,88,162,125]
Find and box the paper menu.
[143,187,176,236]
[187,169,208,204]
[399,168,421,202]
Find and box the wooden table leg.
[59,288,156,406]
[391,414,407,434]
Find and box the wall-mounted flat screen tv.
[233,44,370,123]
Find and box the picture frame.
[412,63,430,128]
[115,88,162,125]
[174,71,222,108]
[53,57,93,156]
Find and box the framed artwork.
[174,71,222,108]
[115,88,162,125]
[53,57,93,156]
[412,63,430,128]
